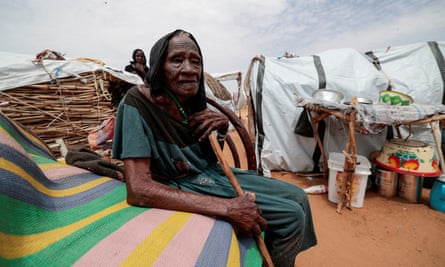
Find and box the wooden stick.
[337,102,358,213]
[209,134,275,267]
[307,108,328,179]
[430,121,445,174]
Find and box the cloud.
[0,0,444,74]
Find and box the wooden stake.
[430,121,445,174]
[209,134,275,267]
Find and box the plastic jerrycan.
[430,175,445,213]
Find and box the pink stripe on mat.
[73,208,175,266]
[43,165,90,180]
[152,214,215,267]
[0,131,29,158]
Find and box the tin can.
[398,174,424,203]
[375,168,398,197]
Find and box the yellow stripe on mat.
[226,231,241,267]
[0,201,128,259]
[0,158,110,197]
[38,162,66,170]
[120,212,192,267]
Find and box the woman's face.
[134,50,145,64]
[162,35,202,102]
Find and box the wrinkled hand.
[226,192,267,237]
[188,108,229,141]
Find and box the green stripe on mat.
[243,240,262,267]
[31,153,58,165]
[0,185,127,234]
[0,207,146,267]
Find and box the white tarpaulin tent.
[246,41,445,176]
[0,51,144,91]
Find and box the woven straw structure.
[0,70,125,156]
[204,72,232,101]
[0,70,231,157]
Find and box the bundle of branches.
[0,71,127,157]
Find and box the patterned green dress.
[112,87,317,267]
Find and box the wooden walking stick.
[209,134,275,267]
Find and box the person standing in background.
[125,48,149,85]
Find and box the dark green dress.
[112,87,317,267]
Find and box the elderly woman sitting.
[112,29,317,267]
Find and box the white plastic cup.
[304,184,328,194]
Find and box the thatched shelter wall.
[0,70,131,156]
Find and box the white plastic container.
[328,152,371,208]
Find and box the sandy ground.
[230,106,445,267]
[274,172,445,267]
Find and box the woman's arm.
[124,157,267,237]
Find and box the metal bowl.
[312,89,344,104]
[375,138,440,177]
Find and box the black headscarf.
[148,29,207,113]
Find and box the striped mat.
[0,111,261,267]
